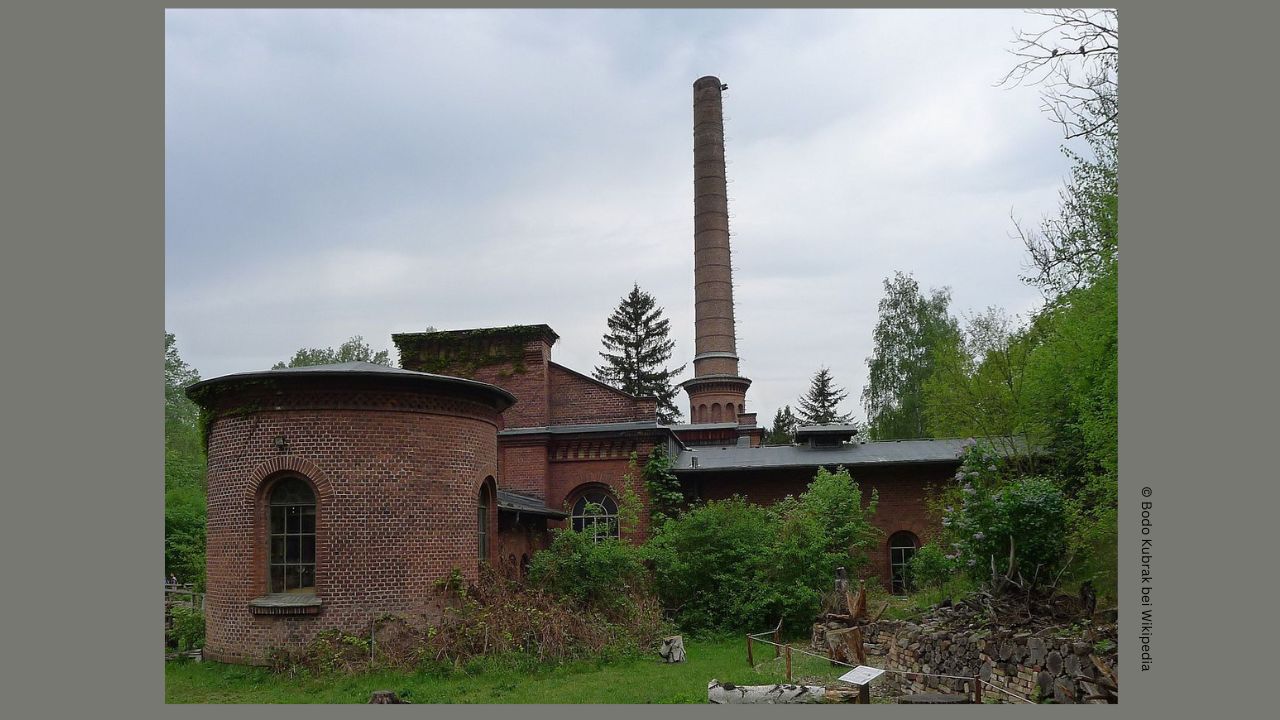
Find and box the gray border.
[7,0,1269,717]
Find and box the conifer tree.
[766,405,799,444]
[593,284,686,424]
[796,367,852,426]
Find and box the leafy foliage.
[165,332,203,458]
[166,485,207,589]
[923,308,1041,463]
[765,405,798,444]
[644,496,775,634]
[795,367,852,426]
[641,446,684,527]
[592,284,686,424]
[935,445,1069,590]
[167,605,206,652]
[1017,130,1118,298]
[645,468,877,634]
[525,530,649,613]
[273,335,392,369]
[905,544,953,591]
[863,272,961,440]
[165,332,207,587]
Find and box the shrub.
[168,604,205,652]
[642,446,684,527]
[526,529,648,612]
[645,496,776,634]
[938,446,1069,589]
[647,467,879,634]
[267,565,668,676]
[906,543,953,590]
[165,484,206,590]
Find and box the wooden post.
[772,617,782,658]
[859,684,871,705]
[785,645,793,682]
[746,634,754,667]
[973,675,983,704]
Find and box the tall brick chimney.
[681,76,751,426]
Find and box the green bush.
[939,446,1069,588]
[647,467,879,634]
[168,605,205,652]
[526,529,648,612]
[645,496,776,634]
[165,484,206,590]
[906,543,953,590]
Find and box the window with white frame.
[571,490,619,542]
[889,531,919,595]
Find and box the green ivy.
[642,446,683,528]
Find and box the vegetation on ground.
[167,635,876,704]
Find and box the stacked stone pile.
[858,616,1117,703]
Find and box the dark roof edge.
[496,490,568,518]
[673,457,962,473]
[500,421,687,450]
[185,366,516,411]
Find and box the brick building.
[185,75,963,664]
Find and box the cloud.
[166,9,1077,424]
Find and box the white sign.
[838,665,885,686]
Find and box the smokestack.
[682,76,752,428]
[692,76,739,377]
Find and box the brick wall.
[548,362,656,425]
[677,462,958,589]
[395,330,554,429]
[199,382,502,665]
[547,441,658,542]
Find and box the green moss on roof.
[391,324,559,345]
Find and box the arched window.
[571,489,620,542]
[477,486,490,562]
[698,404,708,422]
[269,477,316,594]
[888,531,919,595]
[712,403,722,422]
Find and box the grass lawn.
[166,635,865,704]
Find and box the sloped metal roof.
[498,420,666,436]
[673,438,970,472]
[496,490,567,518]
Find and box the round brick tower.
[187,362,514,665]
[684,75,751,424]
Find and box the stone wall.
[855,618,1118,704]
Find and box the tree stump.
[659,635,686,663]
[826,626,867,666]
[368,690,405,704]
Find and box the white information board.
[838,665,885,686]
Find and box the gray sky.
[166,8,1076,426]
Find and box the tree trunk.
[826,626,867,665]
[707,680,860,704]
